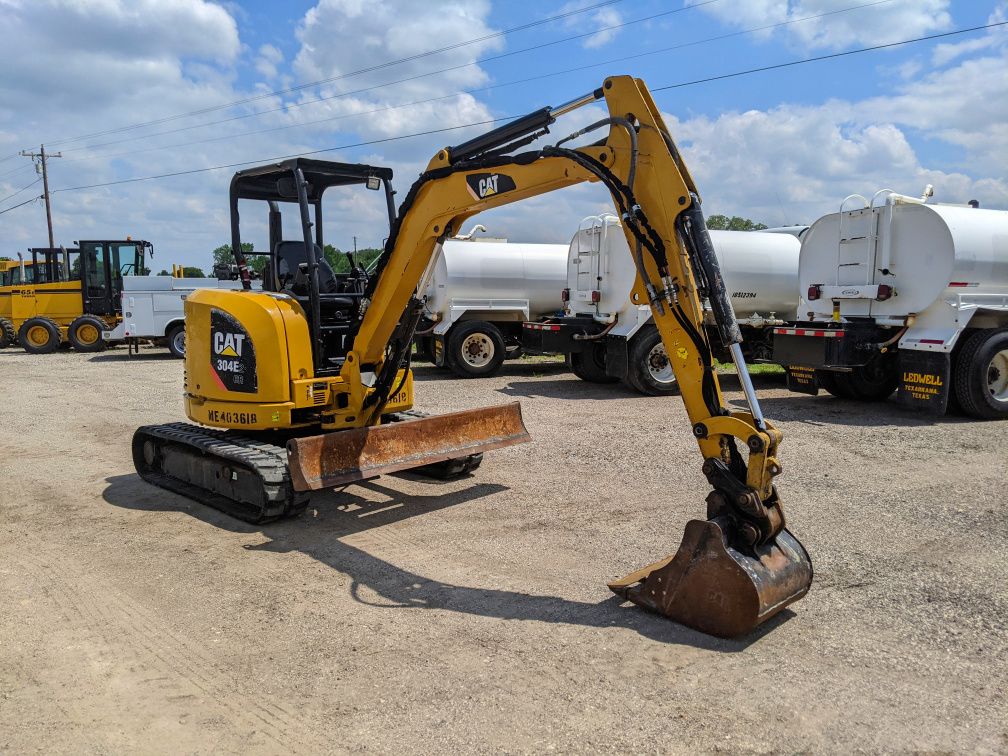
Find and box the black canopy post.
[294,167,323,373]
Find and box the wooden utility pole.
[20,145,61,248]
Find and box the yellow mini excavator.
[134,76,812,638]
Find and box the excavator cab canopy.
[227,158,397,374]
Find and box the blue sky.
[0,0,1005,268]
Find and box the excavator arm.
[341,76,812,637]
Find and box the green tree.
[212,242,265,275]
[322,243,343,271]
[0,256,11,261]
[323,244,383,273]
[181,266,206,278]
[706,214,768,231]
[157,269,171,276]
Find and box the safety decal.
[210,308,258,394]
[465,173,517,201]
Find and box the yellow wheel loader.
[0,241,152,353]
[133,76,812,638]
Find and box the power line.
[0,161,36,181]
[52,118,512,193]
[0,177,40,205]
[59,0,896,166]
[653,20,1008,92]
[59,2,713,156]
[0,194,42,217]
[46,0,633,147]
[51,21,1004,197]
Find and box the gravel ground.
[0,346,1005,754]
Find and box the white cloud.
[931,2,1006,65]
[689,0,952,51]
[659,46,1008,226]
[559,1,624,49]
[288,0,504,161]
[255,44,284,80]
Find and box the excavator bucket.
[287,402,531,491]
[608,516,812,638]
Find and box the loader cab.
[0,259,37,286]
[228,158,396,375]
[74,239,153,316]
[24,247,81,286]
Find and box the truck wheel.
[953,328,1008,419]
[447,321,505,377]
[816,370,854,399]
[0,318,15,349]
[167,323,186,358]
[68,315,108,352]
[18,317,61,354]
[570,342,618,384]
[846,356,899,401]
[625,327,678,396]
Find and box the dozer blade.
[608,517,812,638]
[287,402,530,491]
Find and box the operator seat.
[272,240,340,295]
[267,241,360,366]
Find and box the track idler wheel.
[608,515,812,638]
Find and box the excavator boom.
[300,75,813,637]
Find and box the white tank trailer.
[521,214,801,395]
[773,189,1008,418]
[415,235,569,377]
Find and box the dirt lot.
[0,346,1005,754]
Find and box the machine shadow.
[410,359,568,383]
[750,394,980,428]
[102,472,788,651]
[496,378,639,401]
[495,370,786,402]
[88,350,176,363]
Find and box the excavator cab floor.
[287,402,530,491]
[609,517,812,638]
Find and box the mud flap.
[433,335,447,367]
[287,402,530,491]
[785,365,819,395]
[896,349,950,414]
[608,517,813,638]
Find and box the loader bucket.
[608,517,812,638]
[287,402,530,491]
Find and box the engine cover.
[183,289,312,429]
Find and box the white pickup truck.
[102,276,248,357]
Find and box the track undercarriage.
[133,406,525,524]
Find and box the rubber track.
[133,422,308,524]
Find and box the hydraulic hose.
[555,117,639,190]
[572,318,618,341]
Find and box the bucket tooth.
[287,402,530,491]
[608,517,812,638]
